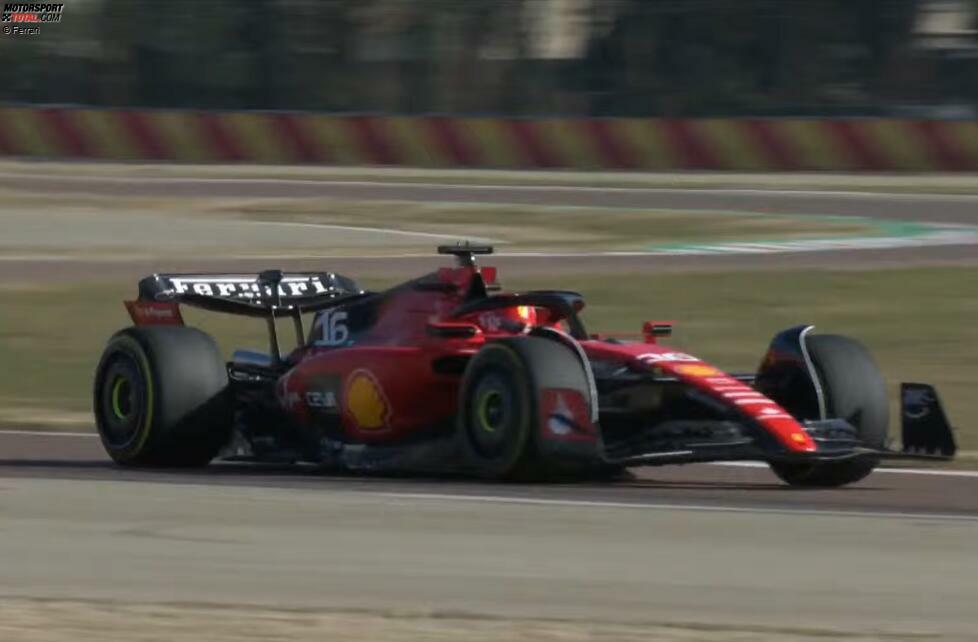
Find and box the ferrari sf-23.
[94,245,956,487]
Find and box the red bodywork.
[258,263,817,454]
[115,254,957,473]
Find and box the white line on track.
[375,491,978,522]
[2,429,977,478]
[243,220,496,242]
[7,173,978,201]
[242,245,978,260]
[0,429,97,437]
[4,243,978,263]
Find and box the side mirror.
[642,321,674,344]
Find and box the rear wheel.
[93,326,233,467]
[770,334,889,487]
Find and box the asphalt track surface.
[2,171,978,225]
[3,431,978,518]
[3,173,978,637]
[3,432,978,638]
[1,173,978,284]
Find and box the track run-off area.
[2,167,978,640]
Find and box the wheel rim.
[111,377,132,420]
[97,353,148,449]
[468,373,516,458]
[477,390,504,433]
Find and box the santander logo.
[139,307,175,319]
[125,301,183,326]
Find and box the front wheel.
[456,336,601,480]
[93,326,233,467]
[770,334,889,488]
[457,341,536,479]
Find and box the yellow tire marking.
[112,335,155,455]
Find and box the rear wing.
[135,272,363,316]
[128,270,366,363]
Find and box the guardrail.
[1,105,976,171]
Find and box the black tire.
[93,326,233,467]
[457,336,593,480]
[770,334,889,488]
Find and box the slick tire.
[93,326,233,467]
[770,334,889,488]
[457,337,591,480]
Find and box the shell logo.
[345,369,390,430]
[674,364,721,378]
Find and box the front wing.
[597,382,956,467]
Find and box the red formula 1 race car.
[93,245,957,487]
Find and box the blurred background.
[1,0,975,117]
[3,3,978,642]
[0,0,976,433]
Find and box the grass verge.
[1,266,976,454]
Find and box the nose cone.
[643,356,817,453]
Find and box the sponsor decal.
[166,276,335,301]
[315,309,351,347]
[306,390,337,409]
[124,301,184,326]
[548,395,573,436]
[636,352,700,364]
[540,389,594,441]
[721,390,763,399]
[708,386,787,415]
[903,386,934,420]
[478,312,503,332]
[345,369,390,430]
[276,370,301,411]
[281,390,302,411]
[745,406,794,421]
[706,376,743,387]
[278,372,340,413]
[674,364,721,378]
